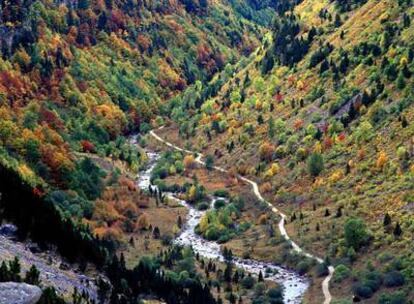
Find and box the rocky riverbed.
[137,151,309,304]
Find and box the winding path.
[150,127,334,304]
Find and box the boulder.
[0,224,18,237]
[0,282,42,304]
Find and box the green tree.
[205,155,214,171]
[396,71,406,89]
[354,121,373,144]
[383,213,391,227]
[344,218,368,250]
[393,222,402,237]
[9,257,21,282]
[307,152,324,177]
[25,265,41,285]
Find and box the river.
[137,151,309,304]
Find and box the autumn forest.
[0,0,413,303]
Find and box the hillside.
[0,0,277,236]
[0,0,279,302]
[1,0,413,303]
[162,0,414,302]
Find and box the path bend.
[150,127,334,304]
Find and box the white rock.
[0,282,42,304]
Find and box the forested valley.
[0,0,413,303]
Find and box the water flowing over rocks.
[137,151,309,304]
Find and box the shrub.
[137,213,150,230]
[267,286,283,300]
[378,291,407,304]
[364,270,382,292]
[334,264,351,283]
[241,275,255,289]
[354,283,373,299]
[259,142,275,162]
[296,260,311,275]
[354,121,373,144]
[296,148,307,161]
[254,282,266,296]
[218,233,232,243]
[183,155,196,169]
[274,145,287,158]
[383,271,405,287]
[197,202,210,210]
[161,234,173,246]
[205,225,220,240]
[315,263,329,277]
[214,199,226,209]
[213,189,229,198]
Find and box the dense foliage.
[163,0,414,301]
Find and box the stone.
[0,224,18,237]
[0,282,42,304]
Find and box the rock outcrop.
[0,282,42,304]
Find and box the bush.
[267,287,283,299]
[213,189,229,198]
[197,202,210,210]
[161,234,173,246]
[378,291,407,304]
[214,199,226,209]
[383,271,405,287]
[205,226,220,240]
[218,233,232,243]
[241,275,255,289]
[354,284,373,299]
[315,263,329,277]
[364,270,383,292]
[296,260,311,275]
[254,282,266,296]
[334,264,351,283]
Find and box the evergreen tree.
[9,257,21,282]
[268,118,275,138]
[258,270,264,282]
[334,14,342,27]
[383,213,391,227]
[396,71,406,89]
[0,261,10,282]
[307,153,324,177]
[25,265,41,286]
[205,155,214,171]
[393,222,402,237]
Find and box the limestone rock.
[0,282,42,304]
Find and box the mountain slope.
[164,0,414,302]
[0,0,272,210]
[0,0,278,301]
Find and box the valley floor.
[147,126,333,304]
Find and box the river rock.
[0,282,42,304]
